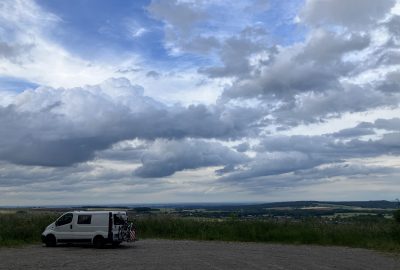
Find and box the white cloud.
[0,0,141,88]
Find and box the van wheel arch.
[93,235,105,248]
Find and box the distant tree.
[393,209,400,223]
[133,207,153,213]
[228,212,238,222]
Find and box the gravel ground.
[0,239,399,270]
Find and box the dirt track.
[0,239,399,270]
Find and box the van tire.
[93,236,105,249]
[45,234,56,247]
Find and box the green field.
[1,212,400,252]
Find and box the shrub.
[393,209,400,223]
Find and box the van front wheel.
[45,235,56,247]
[93,236,105,249]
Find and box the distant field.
[2,211,400,252]
[0,210,17,214]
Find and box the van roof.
[69,211,127,215]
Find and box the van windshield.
[56,213,73,226]
[113,214,126,225]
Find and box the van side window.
[113,214,125,225]
[56,213,73,226]
[77,215,92,225]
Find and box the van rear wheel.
[45,235,56,247]
[93,236,105,249]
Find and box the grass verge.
[136,216,400,252]
[0,213,57,247]
[1,213,400,252]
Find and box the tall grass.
[136,216,400,252]
[1,213,400,252]
[0,213,57,246]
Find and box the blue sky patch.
[0,76,39,92]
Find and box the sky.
[0,0,400,206]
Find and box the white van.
[41,211,136,248]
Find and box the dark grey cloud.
[146,70,161,79]
[199,26,268,78]
[0,161,97,188]
[273,84,399,125]
[222,163,400,192]
[377,71,400,93]
[179,35,220,54]
[258,133,400,158]
[330,126,375,138]
[374,118,400,131]
[147,1,267,82]
[329,118,400,139]
[0,160,169,197]
[147,0,206,34]
[0,78,261,166]
[234,142,250,152]
[256,135,333,153]
[293,163,400,180]
[219,126,400,183]
[375,50,400,67]
[0,42,33,63]
[222,30,371,101]
[119,117,400,180]
[221,151,326,182]
[386,15,400,36]
[300,0,396,29]
[133,139,248,178]
[147,0,220,55]
[297,31,370,64]
[94,140,148,162]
